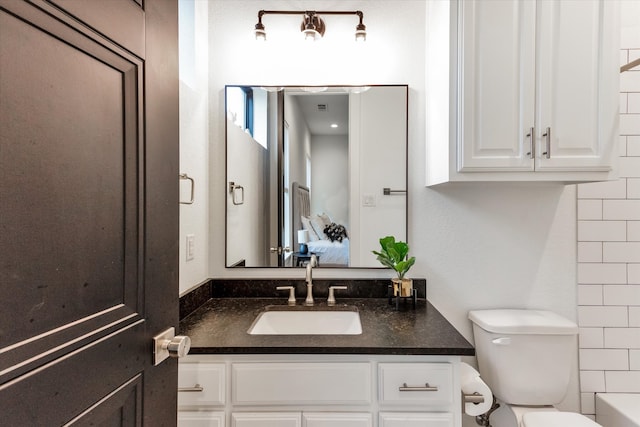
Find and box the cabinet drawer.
[378,363,453,406]
[178,362,226,408]
[178,411,225,427]
[303,412,373,427]
[379,412,454,427]
[232,363,371,405]
[232,412,301,427]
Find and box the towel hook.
[229,181,245,205]
[179,173,195,205]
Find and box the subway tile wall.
[577,43,640,416]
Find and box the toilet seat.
[523,411,601,427]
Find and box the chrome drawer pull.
[542,127,551,159]
[178,384,204,392]
[399,382,438,392]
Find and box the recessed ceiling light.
[331,123,338,128]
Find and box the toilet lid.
[523,412,601,427]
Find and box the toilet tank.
[468,309,578,406]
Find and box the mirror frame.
[224,84,409,269]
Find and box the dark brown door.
[0,0,179,425]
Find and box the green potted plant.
[372,236,416,297]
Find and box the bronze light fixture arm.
[255,10,366,41]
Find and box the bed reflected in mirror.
[225,85,407,268]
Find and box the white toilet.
[468,309,600,427]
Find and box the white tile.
[579,349,629,370]
[621,17,640,44]
[579,327,604,348]
[604,328,640,348]
[629,222,640,241]
[603,200,640,220]
[631,307,640,326]
[579,371,605,392]
[628,179,640,199]
[620,135,629,157]
[578,242,603,262]
[620,157,640,178]
[604,285,640,305]
[581,393,596,415]
[621,93,629,114]
[578,263,628,285]
[630,264,640,284]
[578,200,603,220]
[604,371,640,393]
[603,242,640,262]
[621,70,640,93]
[578,221,627,242]
[628,136,640,157]
[631,350,640,370]
[579,285,604,305]
[630,93,640,114]
[578,179,627,199]
[578,306,629,327]
[620,49,629,67]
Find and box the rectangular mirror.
[225,85,407,268]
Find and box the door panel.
[0,0,142,382]
[1,322,144,425]
[0,0,179,425]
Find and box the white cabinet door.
[458,0,536,172]
[379,412,454,427]
[178,411,225,427]
[303,412,373,427]
[232,412,301,427]
[178,362,226,408]
[535,0,619,172]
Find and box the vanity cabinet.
[177,355,462,427]
[426,0,619,184]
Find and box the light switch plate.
[186,234,195,261]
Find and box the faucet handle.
[276,286,296,305]
[327,286,348,306]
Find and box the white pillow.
[300,216,320,241]
[318,212,332,226]
[310,215,329,240]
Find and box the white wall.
[226,120,269,267]
[577,0,640,417]
[310,134,349,226]
[203,0,577,329]
[349,87,407,267]
[179,0,582,414]
[179,0,209,294]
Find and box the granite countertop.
[179,297,474,356]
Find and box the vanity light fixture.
[254,10,367,42]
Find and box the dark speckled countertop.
[179,298,475,356]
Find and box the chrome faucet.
[304,254,318,306]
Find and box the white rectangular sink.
[248,308,362,335]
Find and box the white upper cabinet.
[426,0,620,184]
